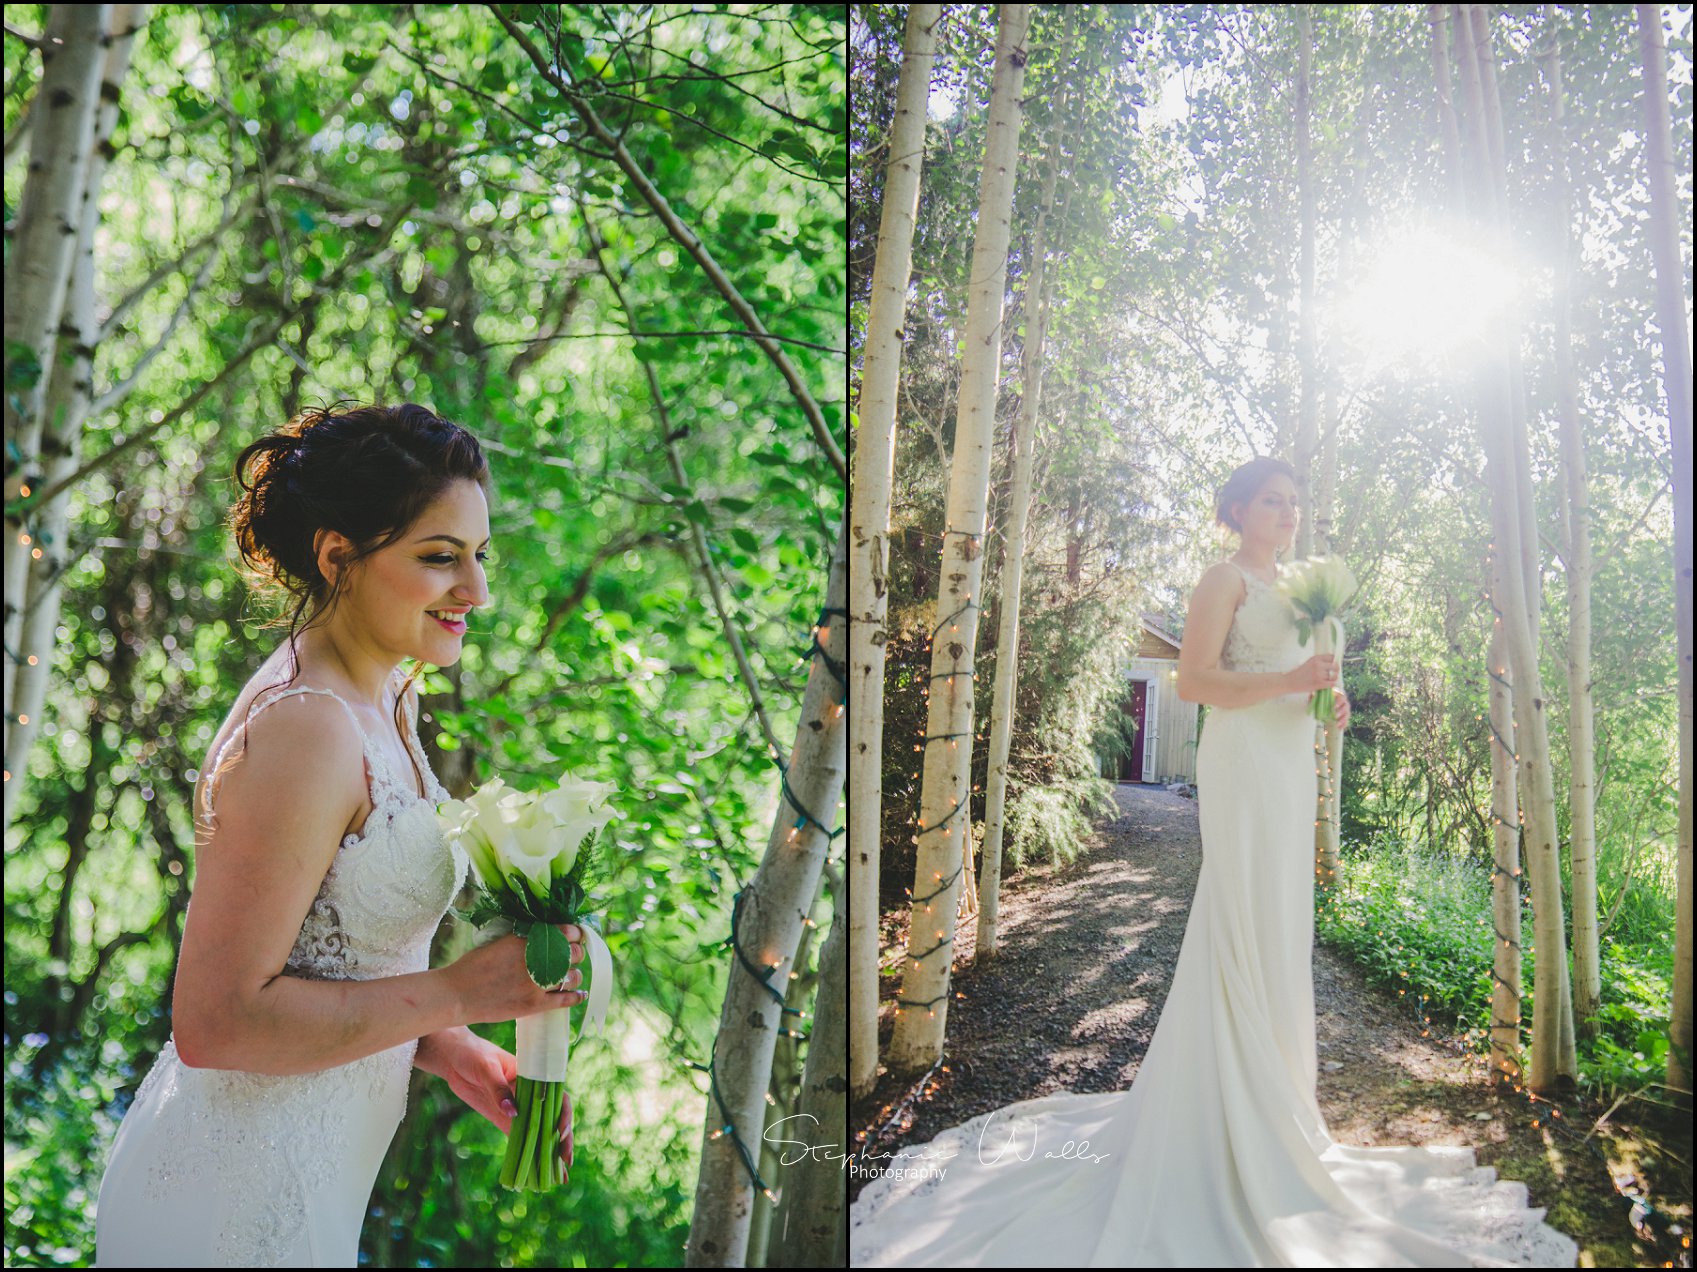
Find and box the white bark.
[9,1,147,804]
[767,902,847,1267]
[887,3,1030,1078]
[977,108,1064,961]
[1634,1,1694,1110]
[849,1,940,1103]
[684,511,847,1267]
[1453,1,1576,1094]
[3,4,111,783]
[1541,10,1601,1042]
[1486,610,1526,1088]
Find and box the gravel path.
[851,784,1624,1260]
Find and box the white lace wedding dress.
[94,663,468,1268]
[850,559,1579,1268]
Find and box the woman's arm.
[413,1024,476,1078]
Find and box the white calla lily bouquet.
[438,773,617,1190]
[1274,554,1359,725]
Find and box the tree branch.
[479,328,844,354]
[11,205,415,519]
[89,202,227,417]
[3,20,43,51]
[582,208,786,758]
[487,4,845,483]
[98,180,266,342]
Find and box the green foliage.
[1315,838,1677,1106]
[5,2,843,1267]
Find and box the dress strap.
[200,684,372,827]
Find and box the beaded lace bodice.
[1219,558,1305,679]
[121,663,468,1266]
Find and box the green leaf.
[1090,276,1105,289]
[404,174,441,211]
[683,499,711,524]
[5,342,42,392]
[524,920,574,988]
[176,91,210,122]
[296,104,324,136]
[295,209,317,233]
[1297,618,1312,646]
[730,527,761,553]
[717,496,755,513]
[343,51,378,76]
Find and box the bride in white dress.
[849,459,1579,1268]
[94,406,591,1267]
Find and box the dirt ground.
[851,784,1693,1268]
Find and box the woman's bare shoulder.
[1197,560,1248,599]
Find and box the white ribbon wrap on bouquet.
[471,917,614,1082]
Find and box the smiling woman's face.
[1235,475,1300,549]
[318,478,494,667]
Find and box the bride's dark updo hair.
[1213,455,1299,536]
[215,401,494,803]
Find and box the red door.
[1120,680,1147,782]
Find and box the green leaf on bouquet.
[524,919,575,989]
[1296,618,1312,645]
[451,893,506,929]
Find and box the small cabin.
[1097,615,1199,785]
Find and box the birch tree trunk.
[1294,0,1315,557]
[1316,386,1344,884]
[1486,609,1527,1089]
[978,89,1066,961]
[2,4,111,797]
[1633,1,1695,1110]
[1452,3,1576,1094]
[1292,4,1344,889]
[685,511,847,1267]
[1479,0,1581,1085]
[1427,4,1466,213]
[1539,7,1601,1043]
[768,903,847,1267]
[1469,8,1543,648]
[849,0,940,1104]
[3,5,145,835]
[887,3,1030,1078]
[746,864,828,1271]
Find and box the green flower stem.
[500,1073,573,1191]
[519,1085,539,1193]
[546,1082,561,1187]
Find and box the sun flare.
[1332,225,1534,371]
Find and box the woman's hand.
[1287,653,1338,694]
[436,1029,575,1176]
[1332,686,1350,731]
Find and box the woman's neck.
[1232,545,1277,571]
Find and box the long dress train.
[94,663,467,1267]
[849,559,1578,1268]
